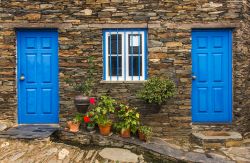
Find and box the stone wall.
[0,0,249,137]
[239,0,250,135]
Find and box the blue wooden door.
[192,29,232,123]
[17,29,59,124]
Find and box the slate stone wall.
[0,0,249,137]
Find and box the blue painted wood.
[17,29,59,124]
[192,29,232,123]
[103,30,106,80]
[144,30,148,80]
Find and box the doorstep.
[191,131,243,149]
[0,125,58,140]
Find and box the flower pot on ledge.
[98,124,112,136]
[138,131,147,141]
[74,95,90,114]
[121,128,131,138]
[67,121,80,133]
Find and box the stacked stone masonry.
[0,0,249,137]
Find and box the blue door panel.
[192,29,232,123]
[17,29,59,124]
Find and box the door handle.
[20,75,25,81]
[192,76,197,80]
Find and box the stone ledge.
[100,80,147,84]
[1,23,72,29]
[55,129,234,163]
[89,23,148,29]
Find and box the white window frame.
[105,32,125,81]
[103,29,147,81]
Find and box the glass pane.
[108,34,122,55]
[129,56,142,76]
[108,56,122,76]
[128,34,142,54]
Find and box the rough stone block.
[25,13,41,20]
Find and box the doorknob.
[20,75,25,81]
[192,76,197,80]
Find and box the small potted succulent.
[114,104,140,138]
[67,114,82,133]
[138,125,152,142]
[89,96,116,136]
[137,77,176,113]
[65,56,96,113]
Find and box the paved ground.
[0,138,145,163]
[1,137,250,163]
[0,138,99,163]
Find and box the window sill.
[100,80,147,84]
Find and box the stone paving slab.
[0,125,58,139]
[221,147,250,162]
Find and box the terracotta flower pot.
[74,95,90,114]
[67,121,80,133]
[138,131,147,141]
[98,124,111,136]
[120,128,131,138]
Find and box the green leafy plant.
[73,113,83,124]
[89,96,116,126]
[114,104,140,134]
[137,77,176,105]
[138,125,153,139]
[65,56,96,96]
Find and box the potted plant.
[138,125,152,142]
[114,104,140,138]
[67,114,82,132]
[65,56,96,113]
[83,115,95,132]
[137,77,176,113]
[89,96,116,136]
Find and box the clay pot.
[67,121,80,133]
[120,128,131,138]
[74,95,90,113]
[98,124,112,136]
[138,131,146,141]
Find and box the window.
[103,29,147,81]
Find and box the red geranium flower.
[89,98,95,105]
[83,116,90,123]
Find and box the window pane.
[128,34,142,54]
[108,56,122,76]
[129,56,142,76]
[108,34,122,55]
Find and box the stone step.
[191,131,243,149]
